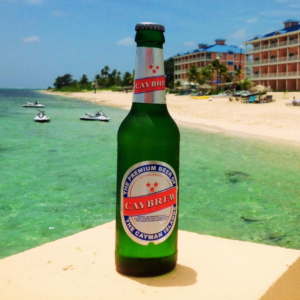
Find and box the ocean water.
[0,89,300,259]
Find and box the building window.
[217,53,223,58]
[234,54,237,59]
[227,61,234,66]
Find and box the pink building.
[245,20,300,90]
[174,39,245,87]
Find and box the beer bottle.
[115,22,180,277]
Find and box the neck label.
[133,47,166,104]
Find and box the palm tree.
[123,71,134,86]
[104,65,110,77]
[198,67,212,85]
[218,64,229,83]
[234,67,243,81]
[209,59,222,91]
[199,67,212,81]
[186,65,200,86]
[238,78,252,90]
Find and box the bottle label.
[133,47,166,104]
[121,161,177,245]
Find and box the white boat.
[34,111,50,123]
[211,93,230,98]
[80,111,110,122]
[23,101,45,108]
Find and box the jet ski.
[23,101,45,108]
[34,110,50,122]
[80,111,110,122]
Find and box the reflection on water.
[1,89,300,259]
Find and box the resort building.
[173,39,245,87]
[245,20,300,90]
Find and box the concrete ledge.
[1,221,300,300]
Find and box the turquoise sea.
[1,89,300,259]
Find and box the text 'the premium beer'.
[115,22,180,277]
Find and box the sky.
[0,0,299,89]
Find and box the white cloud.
[116,37,135,46]
[52,10,67,17]
[184,41,196,46]
[26,0,42,4]
[246,17,258,23]
[22,36,40,42]
[231,29,246,39]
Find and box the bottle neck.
[133,30,166,105]
[135,30,165,49]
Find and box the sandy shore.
[42,90,300,145]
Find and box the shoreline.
[40,90,300,147]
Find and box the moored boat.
[34,110,50,122]
[191,95,212,100]
[80,111,110,122]
[23,101,45,108]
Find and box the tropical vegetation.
[185,59,250,91]
[51,56,175,92]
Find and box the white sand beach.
[42,90,300,145]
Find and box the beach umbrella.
[198,83,211,89]
[249,84,271,92]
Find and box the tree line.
[52,66,134,90]
[52,58,175,91]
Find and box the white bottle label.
[133,47,166,104]
[121,161,177,245]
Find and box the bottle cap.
[135,22,165,32]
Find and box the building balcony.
[174,57,212,65]
[174,69,188,74]
[248,71,300,79]
[246,55,299,66]
[245,39,299,53]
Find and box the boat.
[22,101,45,108]
[211,92,230,98]
[191,95,212,100]
[80,111,110,122]
[34,110,50,122]
[240,91,259,98]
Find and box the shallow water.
[0,89,300,259]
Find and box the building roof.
[247,22,300,42]
[283,19,300,23]
[174,44,244,57]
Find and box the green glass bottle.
[115,22,180,277]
